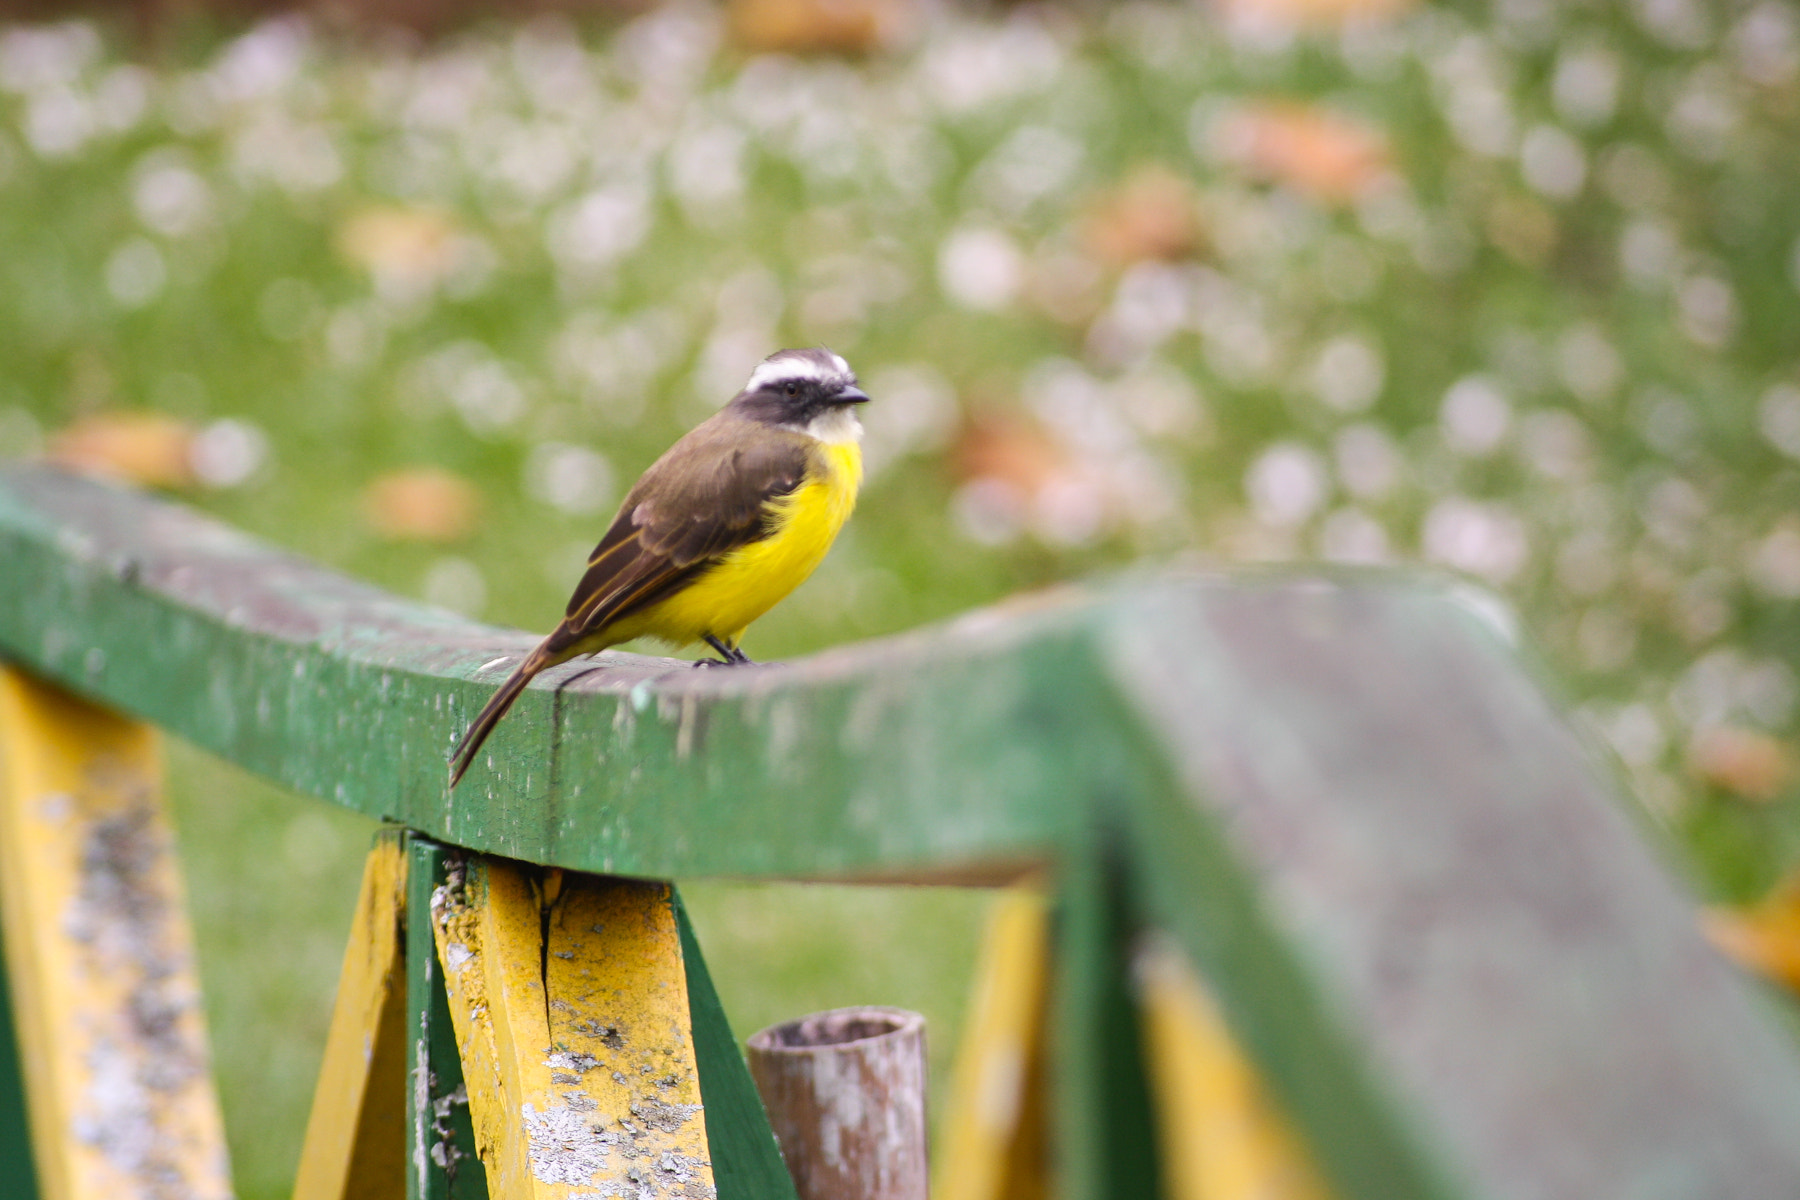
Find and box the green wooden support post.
[1109,754,1451,1200]
[1051,828,1161,1200]
[0,924,41,1200]
[405,834,484,1200]
[672,886,799,1200]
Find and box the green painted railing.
[4,460,1800,1199]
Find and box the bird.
[449,347,869,787]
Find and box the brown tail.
[449,645,553,787]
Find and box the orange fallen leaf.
[1218,0,1420,29]
[1210,102,1392,207]
[362,468,482,542]
[1687,726,1795,802]
[46,411,196,489]
[727,0,904,55]
[951,409,1128,545]
[1704,875,1800,993]
[951,411,1070,497]
[1082,165,1206,268]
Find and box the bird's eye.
[785,383,798,396]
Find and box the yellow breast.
[623,439,862,649]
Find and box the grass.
[5,0,1800,1191]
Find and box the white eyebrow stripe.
[746,356,843,392]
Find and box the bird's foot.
[702,635,755,666]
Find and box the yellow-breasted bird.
[449,347,868,786]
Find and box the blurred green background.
[3,0,1800,1193]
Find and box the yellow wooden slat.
[292,829,409,1200]
[430,857,715,1200]
[934,886,1051,1200]
[1134,937,1335,1200]
[0,666,232,1200]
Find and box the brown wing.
[545,411,810,654]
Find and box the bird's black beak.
[835,385,871,405]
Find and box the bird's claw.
[702,635,755,666]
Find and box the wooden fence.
[3,460,1800,1200]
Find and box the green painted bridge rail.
[3,458,1800,1200]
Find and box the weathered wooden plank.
[0,464,1088,882]
[293,829,410,1200]
[671,888,796,1200]
[406,835,485,1200]
[0,666,232,1200]
[430,857,543,1198]
[1105,582,1800,1200]
[1082,738,1447,1200]
[430,855,715,1199]
[540,873,714,1197]
[1134,937,1332,1200]
[934,887,1049,1200]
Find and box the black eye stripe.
[758,374,854,398]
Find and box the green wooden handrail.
[1,461,1114,882]
[5,461,1800,1200]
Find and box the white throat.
[797,406,864,445]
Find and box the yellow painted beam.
[292,829,409,1200]
[430,856,715,1200]
[934,886,1051,1200]
[1134,937,1334,1200]
[0,666,232,1200]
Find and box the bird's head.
[734,348,870,440]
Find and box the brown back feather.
[451,404,816,786]
[555,409,812,647]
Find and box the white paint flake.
[522,1101,611,1185]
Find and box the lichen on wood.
[430,853,715,1199]
[0,667,231,1200]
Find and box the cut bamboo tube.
[746,1006,928,1200]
